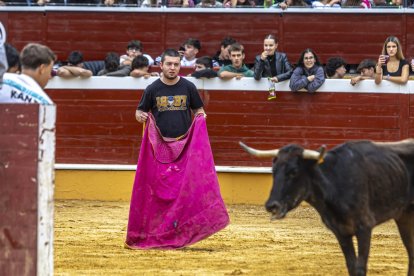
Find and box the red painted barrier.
[1,9,413,65]
[0,104,55,276]
[45,79,412,167]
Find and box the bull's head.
[239,142,326,220]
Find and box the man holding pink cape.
[125,49,229,249]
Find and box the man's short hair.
[195,56,213,69]
[184,38,201,50]
[228,43,244,54]
[20,43,56,70]
[104,52,120,72]
[221,37,237,48]
[357,59,376,73]
[161,49,181,63]
[127,40,143,51]
[5,43,20,70]
[131,55,149,70]
[325,56,347,78]
[67,51,84,66]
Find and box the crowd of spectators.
[4,35,414,94]
[0,0,413,7]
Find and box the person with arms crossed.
[57,50,92,78]
[0,43,55,104]
[125,49,229,249]
[289,48,325,93]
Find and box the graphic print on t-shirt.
[156,95,187,112]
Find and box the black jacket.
[191,68,218,79]
[253,52,293,82]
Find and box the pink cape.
[125,114,229,249]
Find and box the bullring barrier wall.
[1,7,414,65]
[0,104,55,276]
[46,77,414,203]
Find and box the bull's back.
[375,139,414,204]
[325,141,410,223]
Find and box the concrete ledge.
[46,77,413,94]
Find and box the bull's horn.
[302,149,323,160]
[239,141,279,158]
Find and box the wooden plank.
[2,11,413,64]
[45,88,407,166]
[0,104,39,276]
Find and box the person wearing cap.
[350,59,376,85]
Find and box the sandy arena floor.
[54,200,408,275]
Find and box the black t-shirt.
[383,59,409,77]
[267,55,277,77]
[137,77,204,138]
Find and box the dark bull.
[240,139,414,276]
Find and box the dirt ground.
[54,200,408,276]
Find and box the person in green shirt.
[218,43,254,80]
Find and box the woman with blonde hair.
[375,36,409,85]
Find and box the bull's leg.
[395,208,414,276]
[355,228,372,276]
[335,234,357,276]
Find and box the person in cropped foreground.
[0,43,55,104]
[125,49,229,249]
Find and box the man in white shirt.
[120,40,154,67]
[0,43,55,104]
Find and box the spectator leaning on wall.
[218,43,254,80]
[289,48,325,93]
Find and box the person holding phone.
[375,36,409,85]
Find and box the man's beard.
[165,73,178,80]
